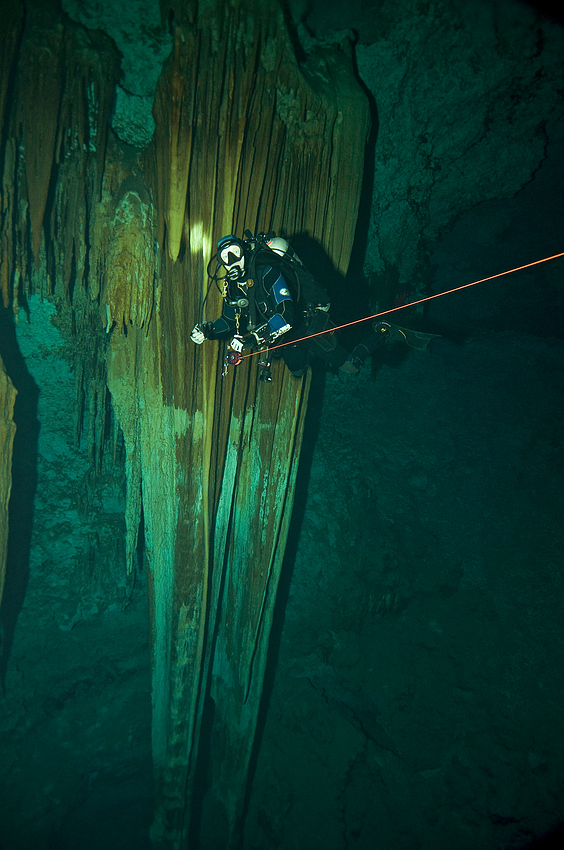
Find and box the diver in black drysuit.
[190,234,434,376]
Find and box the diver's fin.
[390,324,441,350]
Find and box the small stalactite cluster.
[1,2,118,307]
[0,0,120,473]
[0,0,370,847]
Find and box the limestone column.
[114,3,372,847]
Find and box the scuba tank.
[243,231,331,319]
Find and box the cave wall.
[357,0,563,290]
[291,0,564,305]
[0,295,152,849]
[243,314,564,850]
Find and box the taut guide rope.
[240,251,564,359]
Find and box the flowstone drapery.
[0,0,370,846]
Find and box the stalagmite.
[0,0,370,846]
[0,355,16,606]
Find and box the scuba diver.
[190,231,438,380]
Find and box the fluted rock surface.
[0,1,370,847]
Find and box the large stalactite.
[0,0,370,846]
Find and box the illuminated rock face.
[0,1,370,847]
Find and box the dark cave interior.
[1,1,564,849]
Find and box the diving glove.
[190,322,212,344]
[229,335,245,353]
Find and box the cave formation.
[1,1,564,849]
[0,0,370,847]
